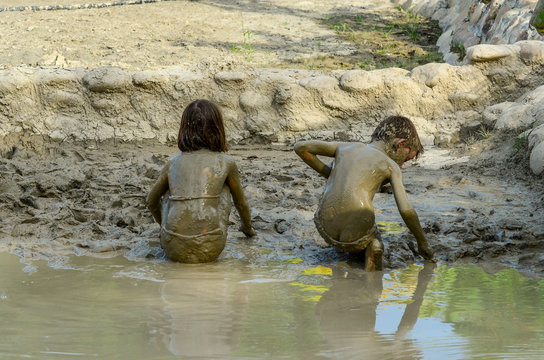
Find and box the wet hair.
[370,116,424,158]
[177,99,228,152]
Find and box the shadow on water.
[0,253,543,359]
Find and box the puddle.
[1,253,543,359]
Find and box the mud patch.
[1,140,542,274]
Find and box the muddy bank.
[1,140,542,274]
[2,40,544,172]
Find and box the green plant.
[332,22,349,33]
[451,42,466,61]
[242,28,254,51]
[513,135,528,153]
[357,14,363,25]
[407,24,420,41]
[476,126,493,139]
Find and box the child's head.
[178,99,228,152]
[371,116,424,160]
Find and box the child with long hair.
[146,99,255,263]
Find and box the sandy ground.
[0,0,441,71]
[0,0,543,274]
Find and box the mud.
[1,0,543,273]
[1,138,542,274]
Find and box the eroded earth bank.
[0,0,543,274]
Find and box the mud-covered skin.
[294,140,434,270]
[146,149,254,263]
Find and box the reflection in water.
[315,262,436,359]
[159,269,248,357]
[0,252,543,359]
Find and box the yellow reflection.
[302,266,333,276]
[377,221,406,235]
[289,281,329,302]
[287,258,303,264]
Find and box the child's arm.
[146,163,169,224]
[389,167,435,260]
[294,141,339,178]
[226,161,255,237]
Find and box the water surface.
[1,253,543,359]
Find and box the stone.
[518,40,544,64]
[482,102,516,127]
[528,124,544,150]
[239,91,270,112]
[132,71,169,89]
[214,71,249,85]
[82,67,131,93]
[466,44,515,62]
[410,63,454,88]
[298,75,338,91]
[529,141,544,175]
[339,70,383,92]
[494,103,530,130]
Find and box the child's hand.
[240,225,256,237]
[418,244,435,262]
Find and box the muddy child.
[294,116,434,271]
[146,99,255,263]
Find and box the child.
[294,116,434,271]
[146,99,255,263]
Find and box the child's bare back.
[316,142,394,245]
[146,100,254,263]
[295,116,434,271]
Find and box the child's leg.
[364,236,383,272]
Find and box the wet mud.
[1,139,542,274]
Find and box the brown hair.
[177,99,228,152]
[370,116,424,158]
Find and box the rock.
[494,103,530,130]
[518,40,544,64]
[299,75,338,91]
[274,219,289,234]
[83,67,131,93]
[339,70,383,92]
[482,102,516,127]
[239,91,270,112]
[528,124,544,150]
[214,71,249,85]
[529,140,544,175]
[410,62,454,88]
[132,71,169,89]
[466,44,515,62]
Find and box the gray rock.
[83,67,131,93]
[466,44,515,62]
[529,140,544,175]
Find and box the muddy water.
[1,252,543,359]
